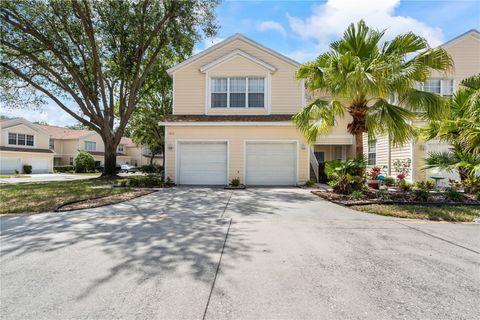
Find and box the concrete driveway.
[1,188,478,319]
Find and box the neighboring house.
[0,117,55,174]
[0,117,160,174]
[162,33,354,185]
[363,29,480,184]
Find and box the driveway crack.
[395,221,479,255]
[203,217,232,320]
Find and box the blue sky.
[2,0,479,126]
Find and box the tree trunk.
[150,154,154,165]
[355,131,364,159]
[103,138,118,177]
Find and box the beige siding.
[173,38,302,115]
[1,123,50,149]
[165,125,308,184]
[430,33,480,86]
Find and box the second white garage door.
[245,142,297,186]
[177,141,227,185]
[28,158,50,173]
[0,157,22,174]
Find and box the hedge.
[54,165,75,173]
[23,165,32,174]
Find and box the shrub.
[54,165,75,173]
[14,169,19,175]
[444,187,463,201]
[23,165,32,174]
[231,177,241,187]
[74,151,95,173]
[139,164,163,174]
[164,177,175,187]
[476,192,480,201]
[413,189,430,202]
[324,158,366,180]
[367,166,382,180]
[415,180,435,191]
[448,179,462,189]
[125,175,163,188]
[463,176,480,194]
[383,176,395,187]
[376,190,390,200]
[350,191,365,200]
[305,180,315,188]
[398,180,412,192]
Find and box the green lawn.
[351,204,480,222]
[0,178,131,214]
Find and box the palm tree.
[423,74,480,181]
[294,20,453,158]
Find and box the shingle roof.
[34,124,93,139]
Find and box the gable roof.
[199,49,277,73]
[0,117,51,135]
[440,29,480,48]
[167,33,300,75]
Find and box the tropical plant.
[413,189,430,202]
[383,176,396,187]
[398,180,412,192]
[350,191,365,200]
[324,158,366,180]
[424,150,480,182]
[230,178,241,187]
[415,180,435,191]
[294,20,452,158]
[444,187,463,201]
[367,166,381,180]
[462,176,480,194]
[423,74,480,156]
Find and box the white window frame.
[208,76,267,109]
[84,141,96,151]
[6,131,35,147]
[419,78,455,96]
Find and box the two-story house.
[162,34,354,185]
[0,117,54,174]
[0,117,161,174]
[362,29,480,184]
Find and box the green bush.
[444,187,463,201]
[23,165,32,174]
[305,180,315,188]
[463,176,480,194]
[122,175,163,188]
[324,158,366,180]
[476,192,480,201]
[350,191,365,200]
[413,189,430,202]
[415,180,435,191]
[376,190,390,200]
[54,165,75,173]
[398,180,412,192]
[164,177,175,187]
[383,176,395,187]
[74,151,95,173]
[139,164,163,174]
[231,177,241,187]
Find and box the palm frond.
[400,89,448,119]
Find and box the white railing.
[310,148,319,182]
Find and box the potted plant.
[366,166,381,189]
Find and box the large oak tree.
[1,0,218,175]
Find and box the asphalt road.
[1,187,479,319]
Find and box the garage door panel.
[178,142,227,185]
[27,158,50,173]
[0,158,22,174]
[246,142,297,186]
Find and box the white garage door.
[0,157,22,174]
[178,142,227,185]
[245,142,297,185]
[28,158,50,173]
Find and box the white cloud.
[257,21,287,37]
[193,37,225,54]
[288,0,444,49]
[284,49,318,63]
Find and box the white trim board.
[167,33,300,75]
[199,49,277,73]
[159,121,294,127]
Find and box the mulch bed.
[312,190,480,206]
[56,190,154,212]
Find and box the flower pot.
[367,179,380,189]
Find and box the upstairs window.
[211,77,265,108]
[7,133,34,146]
[368,140,377,165]
[8,133,17,145]
[84,141,96,151]
[420,79,454,96]
[49,139,55,149]
[117,144,124,153]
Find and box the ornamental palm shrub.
[74,150,95,173]
[294,20,452,159]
